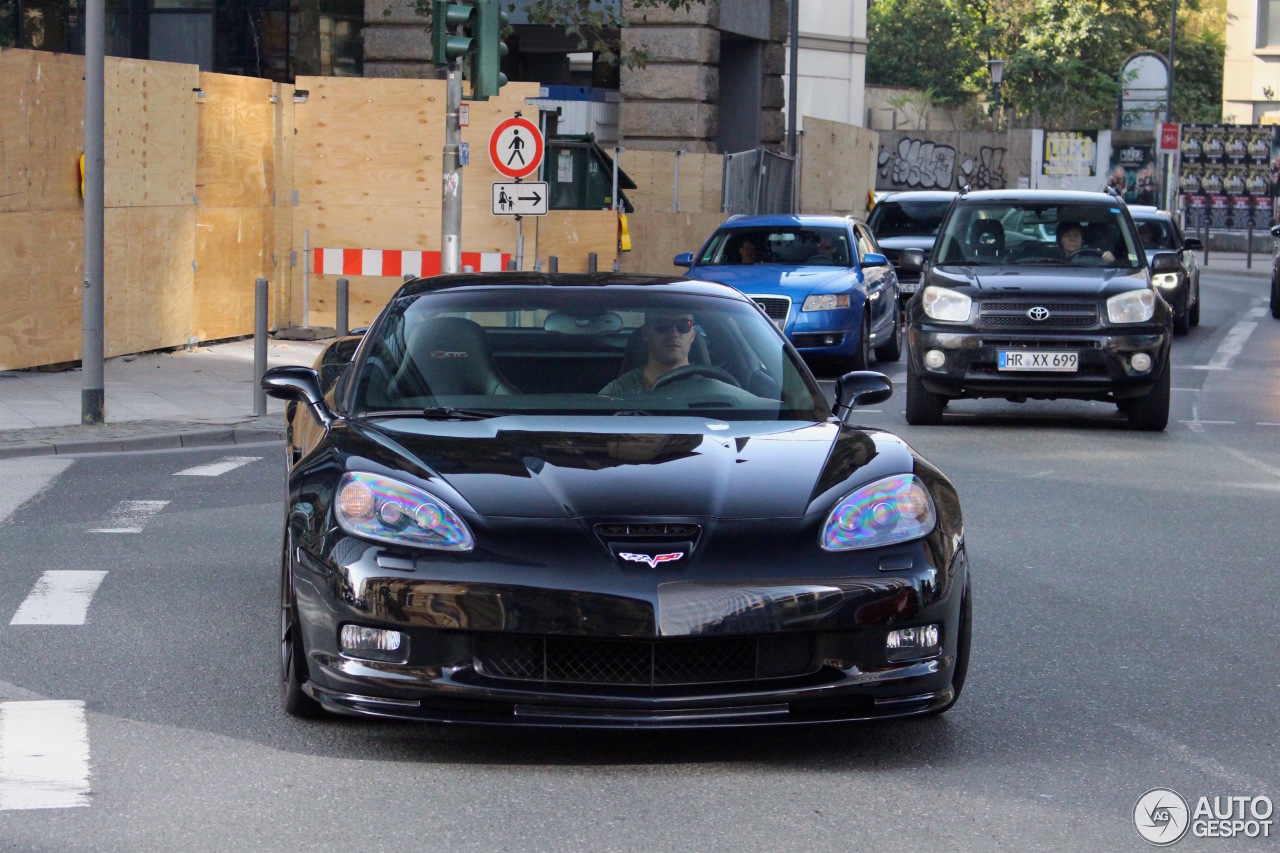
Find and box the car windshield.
[348,286,831,422]
[699,226,852,266]
[934,201,1143,269]
[867,199,951,238]
[1134,218,1179,251]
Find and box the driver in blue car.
[599,312,696,395]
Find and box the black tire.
[873,303,903,363]
[904,358,946,425]
[1173,306,1190,336]
[1189,276,1201,327]
[925,579,971,716]
[281,535,325,718]
[1271,270,1280,319]
[848,310,871,371]
[1125,361,1170,431]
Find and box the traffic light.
[431,0,509,101]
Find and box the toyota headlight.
[1151,272,1179,289]
[335,472,474,551]
[1106,289,1156,324]
[821,474,937,552]
[921,286,972,322]
[802,294,851,312]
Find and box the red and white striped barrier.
[312,248,510,277]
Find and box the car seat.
[968,220,1005,259]
[390,316,519,399]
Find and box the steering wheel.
[803,254,842,265]
[1067,247,1105,262]
[651,364,742,391]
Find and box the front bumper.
[908,324,1170,401]
[290,532,968,728]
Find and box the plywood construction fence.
[798,116,879,220]
[0,49,623,369]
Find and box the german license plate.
[900,280,919,293]
[998,350,1078,372]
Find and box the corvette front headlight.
[821,474,937,552]
[1106,289,1156,324]
[335,472,474,551]
[1151,272,1179,289]
[802,294,851,312]
[921,286,972,322]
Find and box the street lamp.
[988,58,1006,124]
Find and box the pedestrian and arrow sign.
[489,116,543,179]
[492,181,548,216]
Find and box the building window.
[1259,0,1280,47]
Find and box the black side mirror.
[1182,237,1203,251]
[1150,252,1181,273]
[898,249,926,274]
[834,371,893,418]
[262,366,335,427]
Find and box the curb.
[1200,266,1271,281]
[0,424,285,460]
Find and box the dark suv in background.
[899,190,1178,430]
[867,191,957,305]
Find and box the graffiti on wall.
[877,137,1008,190]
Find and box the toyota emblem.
[1027,306,1051,321]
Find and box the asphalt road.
[1,271,1277,852]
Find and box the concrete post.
[549,256,559,273]
[588,252,598,272]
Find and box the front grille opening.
[594,523,701,539]
[751,297,791,322]
[473,634,817,686]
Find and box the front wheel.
[847,311,872,371]
[873,303,903,362]
[904,358,946,425]
[281,534,325,718]
[1189,276,1201,327]
[1125,362,1170,431]
[1271,269,1280,319]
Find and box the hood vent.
[594,523,701,540]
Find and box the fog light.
[823,335,836,345]
[1131,352,1152,373]
[340,625,404,658]
[924,349,946,369]
[886,624,940,662]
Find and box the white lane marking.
[88,500,168,533]
[174,456,261,477]
[1178,420,1235,425]
[1260,422,1280,427]
[1201,306,1266,370]
[0,700,91,810]
[1118,722,1268,792]
[0,458,74,525]
[1214,444,1280,481]
[10,572,108,626]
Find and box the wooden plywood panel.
[193,207,269,340]
[26,52,87,212]
[304,273,404,330]
[103,205,195,355]
[0,50,34,213]
[618,211,728,276]
[799,116,879,218]
[0,209,84,370]
[196,72,274,209]
[105,58,199,208]
[617,151,720,214]
[534,211,617,273]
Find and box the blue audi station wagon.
[676,215,903,372]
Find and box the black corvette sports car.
[262,273,970,728]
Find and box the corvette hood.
[351,418,910,520]
[688,265,853,294]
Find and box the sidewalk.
[1197,250,1272,280]
[0,336,330,459]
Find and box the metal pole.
[673,149,682,212]
[506,258,517,271]
[588,252,597,272]
[515,215,525,270]
[787,0,799,158]
[441,65,463,274]
[254,277,268,417]
[82,0,105,425]
[549,256,558,273]
[336,277,349,336]
[1201,215,1209,266]
[1248,220,1254,269]
[796,129,804,213]
[1166,0,1178,124]
[612,146,621,212]
[302,228,310,328]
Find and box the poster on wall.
[1042,131,1098,176]
[1107,144,1157,205]
[1179,124,1276,230]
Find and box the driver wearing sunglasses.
[599,312,697,396]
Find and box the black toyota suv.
[899,189,1177,430]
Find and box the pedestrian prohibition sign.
[489,116,543,180]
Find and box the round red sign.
[489,116,544,180]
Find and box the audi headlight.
[802,294,851,312]
[921,286,972,322]
[821,474,937,552]
[335,472,474,551]
[1151,272,1179,289]
[1106,289,1156,324]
